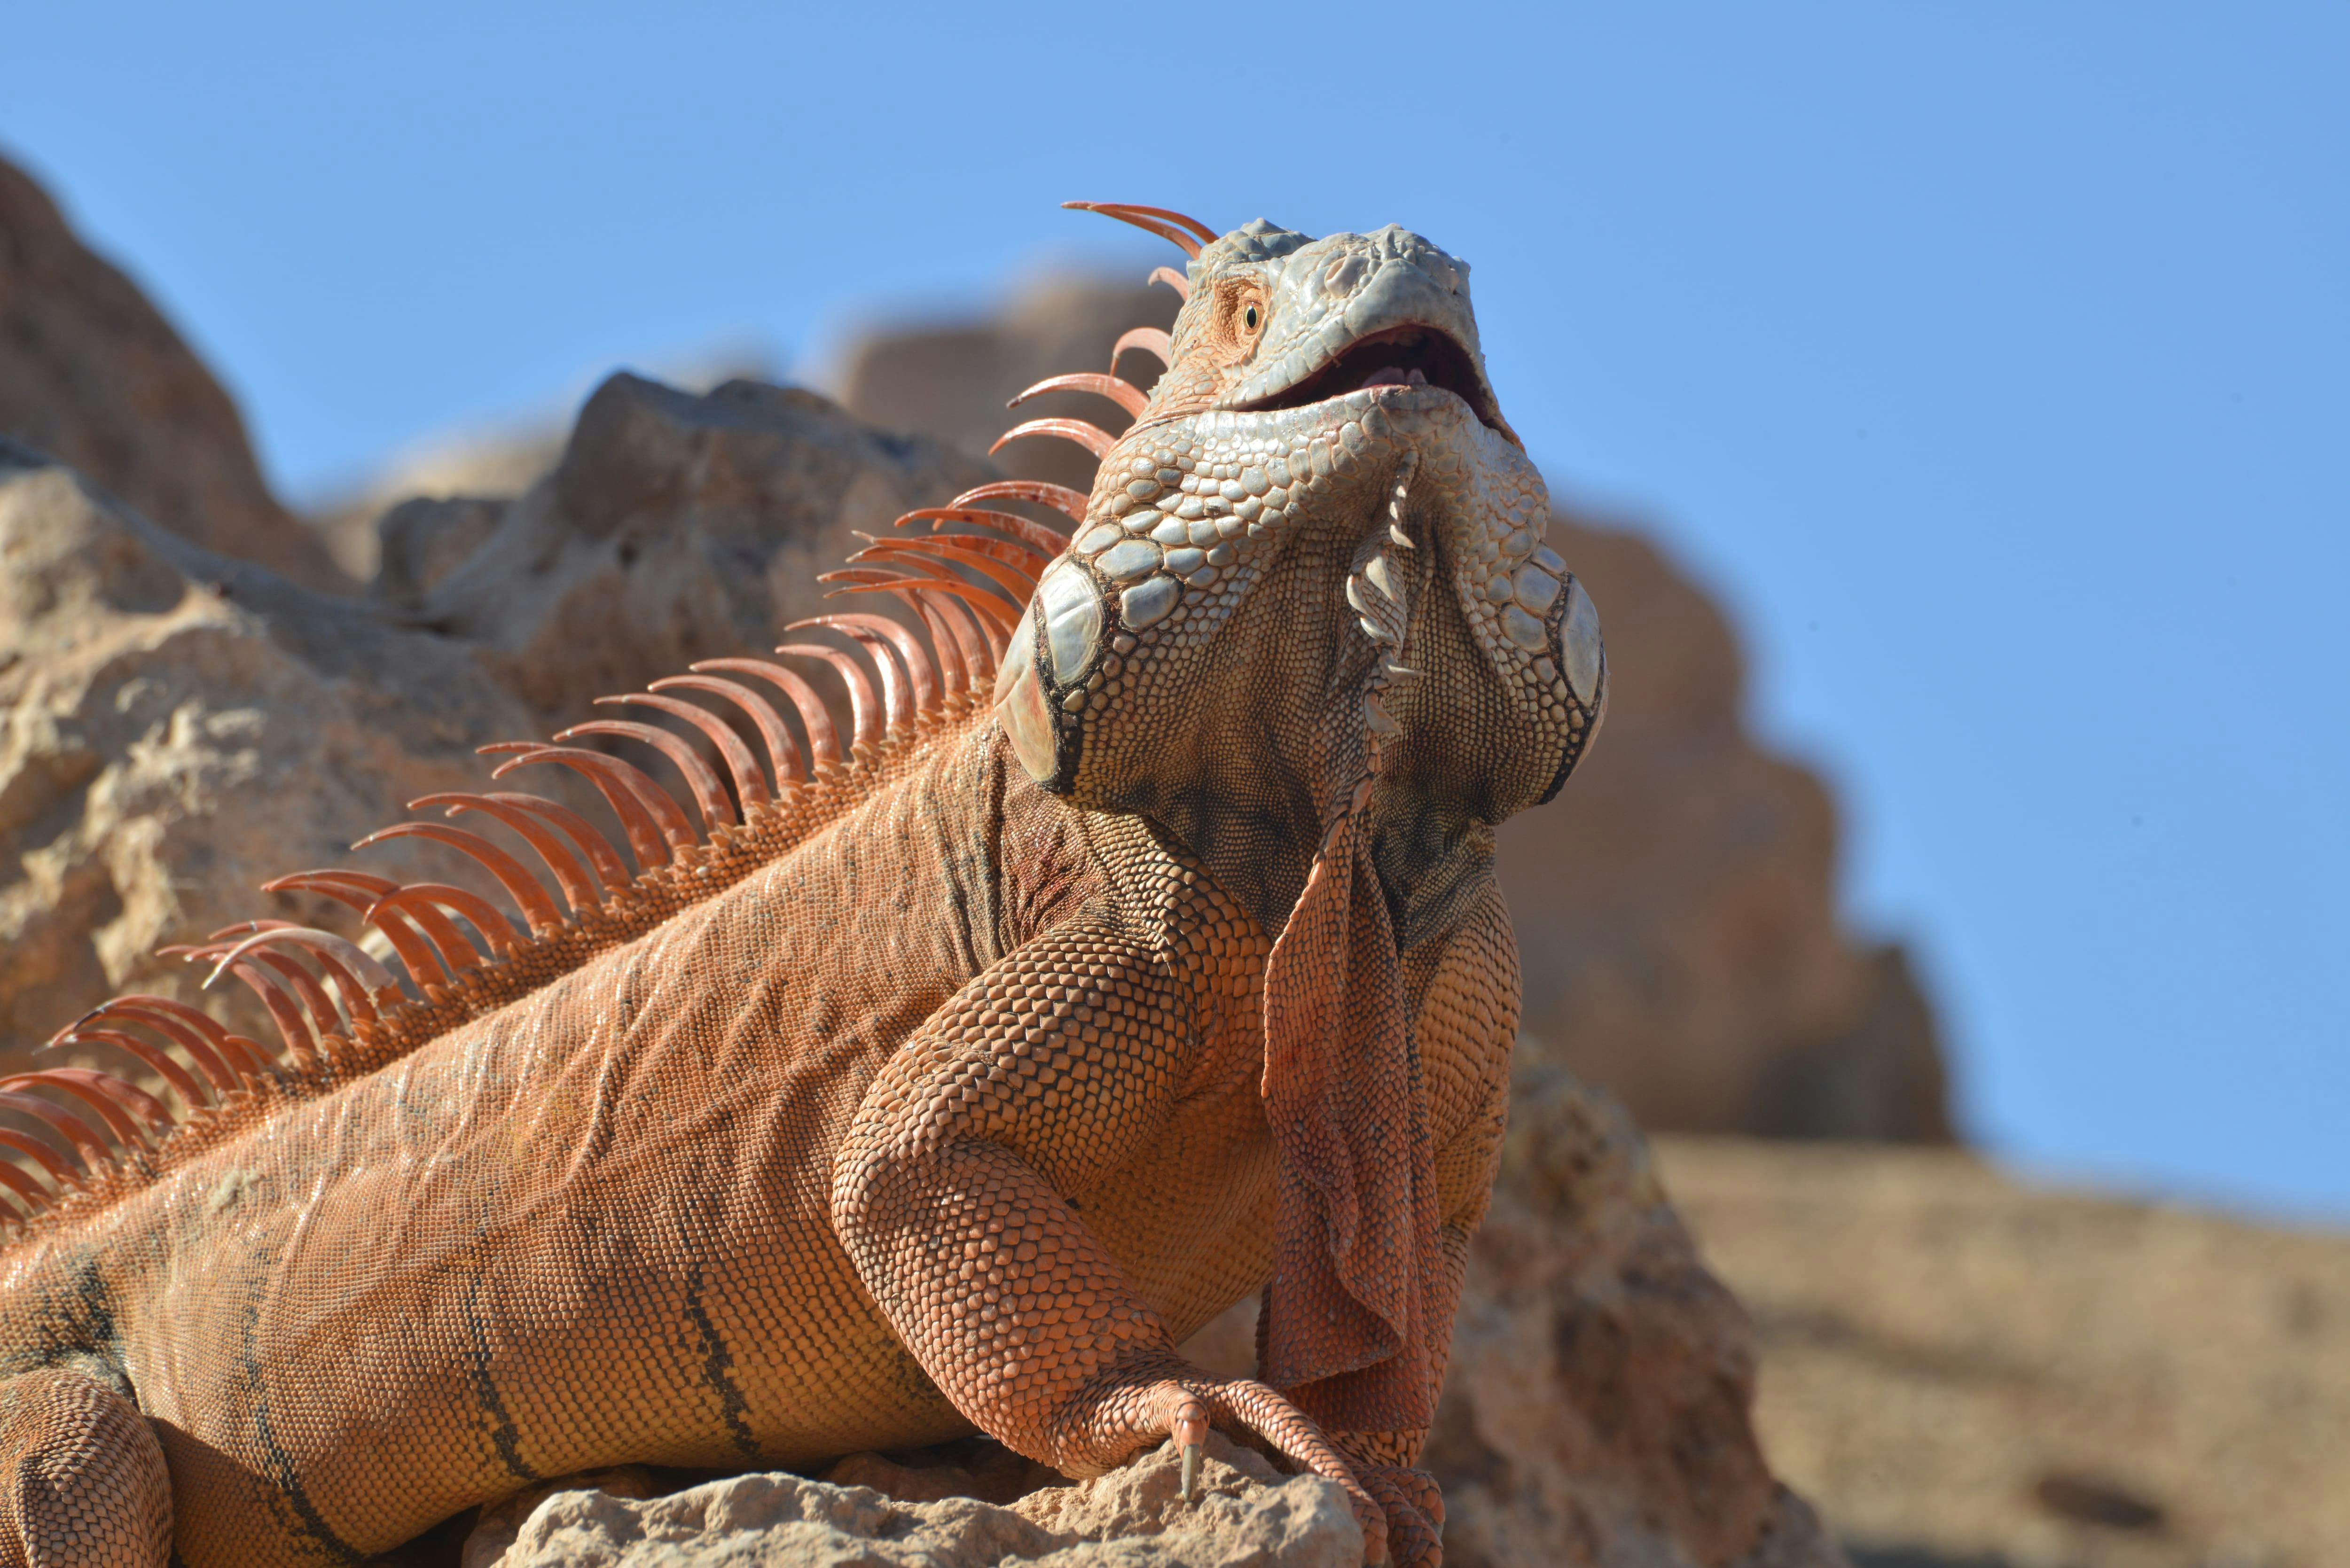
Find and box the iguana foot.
[1049,1367,1387,1564]
[1357,1462,1443,1568]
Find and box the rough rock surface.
[1659,1138,2350,1568]
[311,429,566,582]
[0,437,536,1055]
[460,1436,1357,1568]
[834,277,1949,1144]
[394,373,989,725]
[0,155,348,591]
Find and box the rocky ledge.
[455,1436,1352,1568]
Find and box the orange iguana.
[0,203,1604,1567]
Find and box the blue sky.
[8,3,2345,1218]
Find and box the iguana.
[0,203,1604,1568]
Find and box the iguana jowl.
[0,203,1605,1568]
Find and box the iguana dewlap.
[0,205,1604,1568]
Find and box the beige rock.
[1657,1137,2350,1568]
[372,494,512,614]
[405,373,992,725]
[311,428,564,583]
[0,156,348,592]
[1497,520,1951,1143]
[831,276,1950,1144]
[464,1434,1359,1568]
[1436,1070,1847,1568]
[0,439,538,1060]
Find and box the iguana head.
[995,209,1605,932]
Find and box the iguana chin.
[0,202,1604,1568]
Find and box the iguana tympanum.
[0,203,1604,1567]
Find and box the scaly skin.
[0,212,1604,1568]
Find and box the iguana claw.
[1174,1399,1208,1502]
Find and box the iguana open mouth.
[1241,324,1507,436]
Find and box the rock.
[1434,1069,1847,1568]
[403,373,991,725]
[372,494,511,614]
[1494,520,1953,1143]
[1739,945,1950,1143]
[464,1434,1359,1568]
[311,429,565,583]
[462,1467,669,1567]
[0,437,537,1056]
[1655,1136,2350,1568]
[830,276,1951,1145]
[0,156,348,592]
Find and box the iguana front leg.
[0,1365,173,1568]
[831,914,1387,1562]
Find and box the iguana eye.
[1231,288,1267,339]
